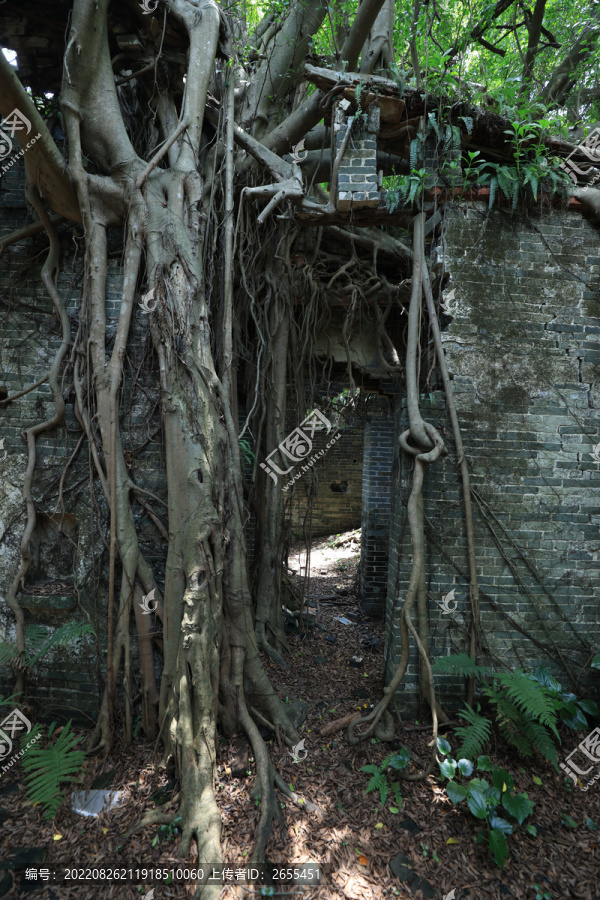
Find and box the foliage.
[20,721,86,820]
[239,438,256,467]
[0,622,95,669]
[385,168,427,213]
[360,747,410,810]
[433,658,599,767]
[437,738,535,867]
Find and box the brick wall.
[359,397,394,617]
[0,158,165,719]
[386,204,600,715]
[284,421,363,540]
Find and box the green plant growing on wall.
[437,737,535,867]
[0,622,95,670]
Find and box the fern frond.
[21,721,86,819]
[28,622,95,666]
[0,642,20,666]
[495,670,559,737]
[428,112,442,141]
[522,720,559,768]
[410,139,420,171]
[432,653,490,680]
[498,720,532,756]
[454,705,492,759]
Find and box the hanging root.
[3,188,71,696]
[348,212,450,764]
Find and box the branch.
[206,106,292,182]
[243,0,328,137]
[446,0,519,64]
[521,0,547,87]
[540,9,600,107]
[340,0,388,70]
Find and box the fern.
[522,720,558,768]
[495,670,559,737]
[410,138,420,171]
[0,642,20,666]
[454,704,492,759]
[428,112,442,141]
[0,622,95,671]
[432,652,490,680]
[21,720,86,819]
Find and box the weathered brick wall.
[284,422,363,540]
[334,102,380,211]
[359,397,394,617]
[0,160,165,719]
[386,205,600,715]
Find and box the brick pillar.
[334,101,381,211]
[359,402,394,617]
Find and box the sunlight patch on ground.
[288,529,361,581]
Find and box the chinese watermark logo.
[139,0,159,13]
[560,726,600,790]
[290,140,307,164]
[440,589,457,615]
[289,739,308,764]
[590,441,600,464]
[560,127,600,186]
[0,109,41,175]
[0,708,40,776]
[0,438,7,462]
[139,289,158,313]
[139,589,157,615]
[260,409,341,492]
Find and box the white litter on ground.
[71,788,125,817]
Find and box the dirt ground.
[0,529,598,900]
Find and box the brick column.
[359,400,394,617]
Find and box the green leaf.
[578,699,600,718]
[489,829,508,867]
[492,768,514,793]
[489,815,513,835]
[466,786,488,819]
[502,792,534,824]
[526,824,538,836]
[437,736,452,755]
[477,755,494,771]
[586,818,597,832]
[432,653,490,679]
[360,764,380,775]
[389,806,400,814]
[440,758,457,779]
[457,758,474,776]
[446,780,468,804]
[532,775,543,786]
[591,654,600,670]
[561,814,578,829]
[388,748,410,770]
